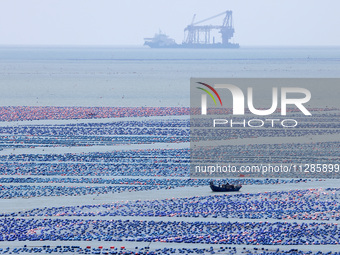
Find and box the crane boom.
[192,11,227,26]
[191,14,196,25]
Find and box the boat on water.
[144,32,178,48]
[144,10,239,49]
[209,181,242,192]
[144,32,239,48]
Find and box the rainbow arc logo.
[196,82,223,106]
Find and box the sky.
[0,0,339,46]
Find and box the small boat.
[209,181,242,192]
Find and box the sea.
[0,46,339,107]
[0,46,339,254]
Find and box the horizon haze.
[0,0,339,47]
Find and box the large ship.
[144,11,239,49]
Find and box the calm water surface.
[0,46,339,107]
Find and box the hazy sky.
[0,0,339,46]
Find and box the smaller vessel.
[209,181,242,192]
[144,31,177,48]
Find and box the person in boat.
[224,182,235,189]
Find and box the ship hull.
[209,181,242,192]
[145,42,239,49]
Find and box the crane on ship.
[144,10,239,48]
[184,10,236,46]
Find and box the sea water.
[0,47,339,254]
[0,46,339,107]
